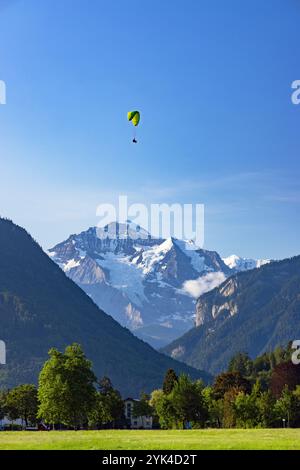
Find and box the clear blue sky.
[0,0,299,259]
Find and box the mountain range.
[49,222,269,348]
[162,255,300,374]
[0,218,211,396]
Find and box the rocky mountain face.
[49,222,233,348]
[0,218,211,396]
[162,255,300,375]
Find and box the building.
[0,417,21,429]
[124,398,153,429]
[0,416,48,431]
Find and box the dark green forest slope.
[163,256,300,375]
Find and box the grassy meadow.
[0,429,300,450]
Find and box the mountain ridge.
[0,217,211,396]
[49,222,267,348]
[162,255,300,375]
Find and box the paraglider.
[127,110,140,143]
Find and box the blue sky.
[0,0,299,259]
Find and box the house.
[124,398,153,429]
[0,416,23,430]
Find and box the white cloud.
[182,271,226,299]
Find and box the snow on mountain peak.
[135,238,176,275]
[96,221,151,242]
[159,237,175,251]
[173,238,200,251]
[223,254,271,272]
[48,223,273,348]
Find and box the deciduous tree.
[38,343,96,429]
[213,371,251,400]
[5,384,38,426]
[163,369,178,395]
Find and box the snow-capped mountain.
[49,222,232,347]
[49,222,268,348]
[222,254,271,272]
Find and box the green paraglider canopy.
[127,110,140,126]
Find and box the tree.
[103,390,124,426]
[213,371,251,400]
[5,384,38,427]
[246,343,296,391]
[274,386,293,427]
[88,393,112,428]
[149,389,164,411]
[98,376,113,395]
[153,375,209,429]
[171,375,208,429]
[256,391,276,428]
[270,362,300,398]
[98,377,124,426]
[151,390,177,429]
[273,344,292,365]
[163,369,178,395]
[202,386,223,428]
[234,391,259,428]
[291,386,300,427]
[228,352,252,377]
[274,385,300,427]
[37,348,68,427]
[89,377,124,429]
[133,392,153,418]
[149,389,163,428]
[252,352,272,374]
[38,343,96,429]
[222,387,240,428]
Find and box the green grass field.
[0,429,300,450]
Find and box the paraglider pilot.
[128,111,140,143]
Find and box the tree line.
[0,344,124,430]
[1,342,300,430]
[150,344,300,429]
